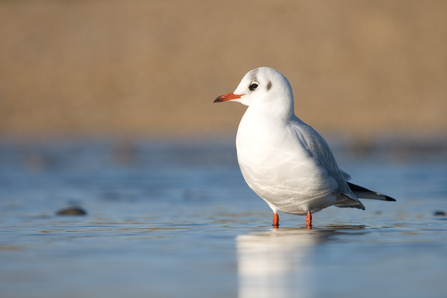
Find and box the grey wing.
[341,170,351,181]
[293,121,365,209]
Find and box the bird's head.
[214,67,294,118]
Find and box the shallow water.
[1,138,447,298]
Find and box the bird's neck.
[250,100,295,121]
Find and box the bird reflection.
[236,226,364,298]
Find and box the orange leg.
[273,212,279,229]
[306,211,312,229]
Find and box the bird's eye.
[249,83,259,91]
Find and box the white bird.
[214,67,395,228]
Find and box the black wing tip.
[385,196,396,202]
[348,182,396,202]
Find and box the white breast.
[236,106,338,215]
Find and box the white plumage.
[214,67,394,227]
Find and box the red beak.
[214,93,242,103]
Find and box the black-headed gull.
[214,67,395,228]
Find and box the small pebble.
[56,207,87,216]
[433,210,445,217]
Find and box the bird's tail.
[347,182,396,201]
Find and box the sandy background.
[1,0,446,139]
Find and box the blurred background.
[1,0,446,140]
[2,2,447,298]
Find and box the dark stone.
[434,210,446,217]
[56,207,87,216]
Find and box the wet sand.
[1,139,447,298]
